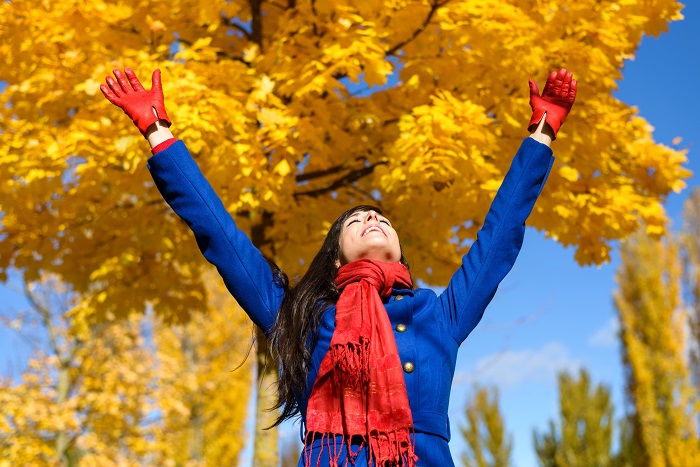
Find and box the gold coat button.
[394,295,404,301]
[395,323,407,332]
[403,361,415,373]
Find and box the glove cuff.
[528,105,567,139]
[131,104,172,135]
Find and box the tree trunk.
[252,327,279,467]
[56,364,72,466]
[249,211,280,466]
[183,332,205,461]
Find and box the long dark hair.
[267,205,411,427]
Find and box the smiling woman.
[100,67,576,467]
[339,209,402,265]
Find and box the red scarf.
[305,259,418,467]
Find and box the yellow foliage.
[0,278,158,465]
[0,272,253,465]
[0,0,689,323]
[614,231,700,466]
[148,267,254,465]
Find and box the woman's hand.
[528,68,577,139]
[100,68,171,136]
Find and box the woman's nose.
[364,211,379,222]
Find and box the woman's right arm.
[438,69,577,344]
[101,68,282,334]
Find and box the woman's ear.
[335,259,341,268]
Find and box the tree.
[0,0,689,459]
[679,188,700,451]
[681,188,700,388]
[610,415,643,467]
[146,268,254,466]
[533,368,614,467]
[0,0,689,311]
[0,269,254,466]
[460,385,512,467]
[280,437,302,467]
[614,229,700,467]
[0,275,157,466]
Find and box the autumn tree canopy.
[459,385,512,467]
[533,369,615,467]
[0,271,254,465]
[0,276,159,465]
[681,188,700,388]
[614,229,700,466]
[0,0,689,321]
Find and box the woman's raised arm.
[438,69,577,344]
[100,68,283,334]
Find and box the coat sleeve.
[438,138,554,344]
[146,140,284,335]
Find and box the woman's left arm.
[438,69,577,344]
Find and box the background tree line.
[460,188,700,467]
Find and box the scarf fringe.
[368,427,418,467]
[303,429,417,467]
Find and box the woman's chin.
[349,249,400,264]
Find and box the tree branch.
[310,0,320,36]
[215,50,250,64]
[249,0,264,51]
[221,14,254,41]
[177,37,249,65]
[295,163,346,183]
[348,185,385,209]
[23,281,65,367]
[294,161,387,198]
[385,0,448,57]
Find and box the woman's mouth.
[361,224,386,237]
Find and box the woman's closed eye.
[380,219,391,226]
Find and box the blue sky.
[2,3,700,466]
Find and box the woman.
[101,67,576,466]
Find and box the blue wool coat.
[147,138,554,466]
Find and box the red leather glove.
[100,68,171,136]
[528,68,577,138]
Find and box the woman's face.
[337,210,402,266]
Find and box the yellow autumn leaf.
[559,166,580,183]
[273,159,292,177]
